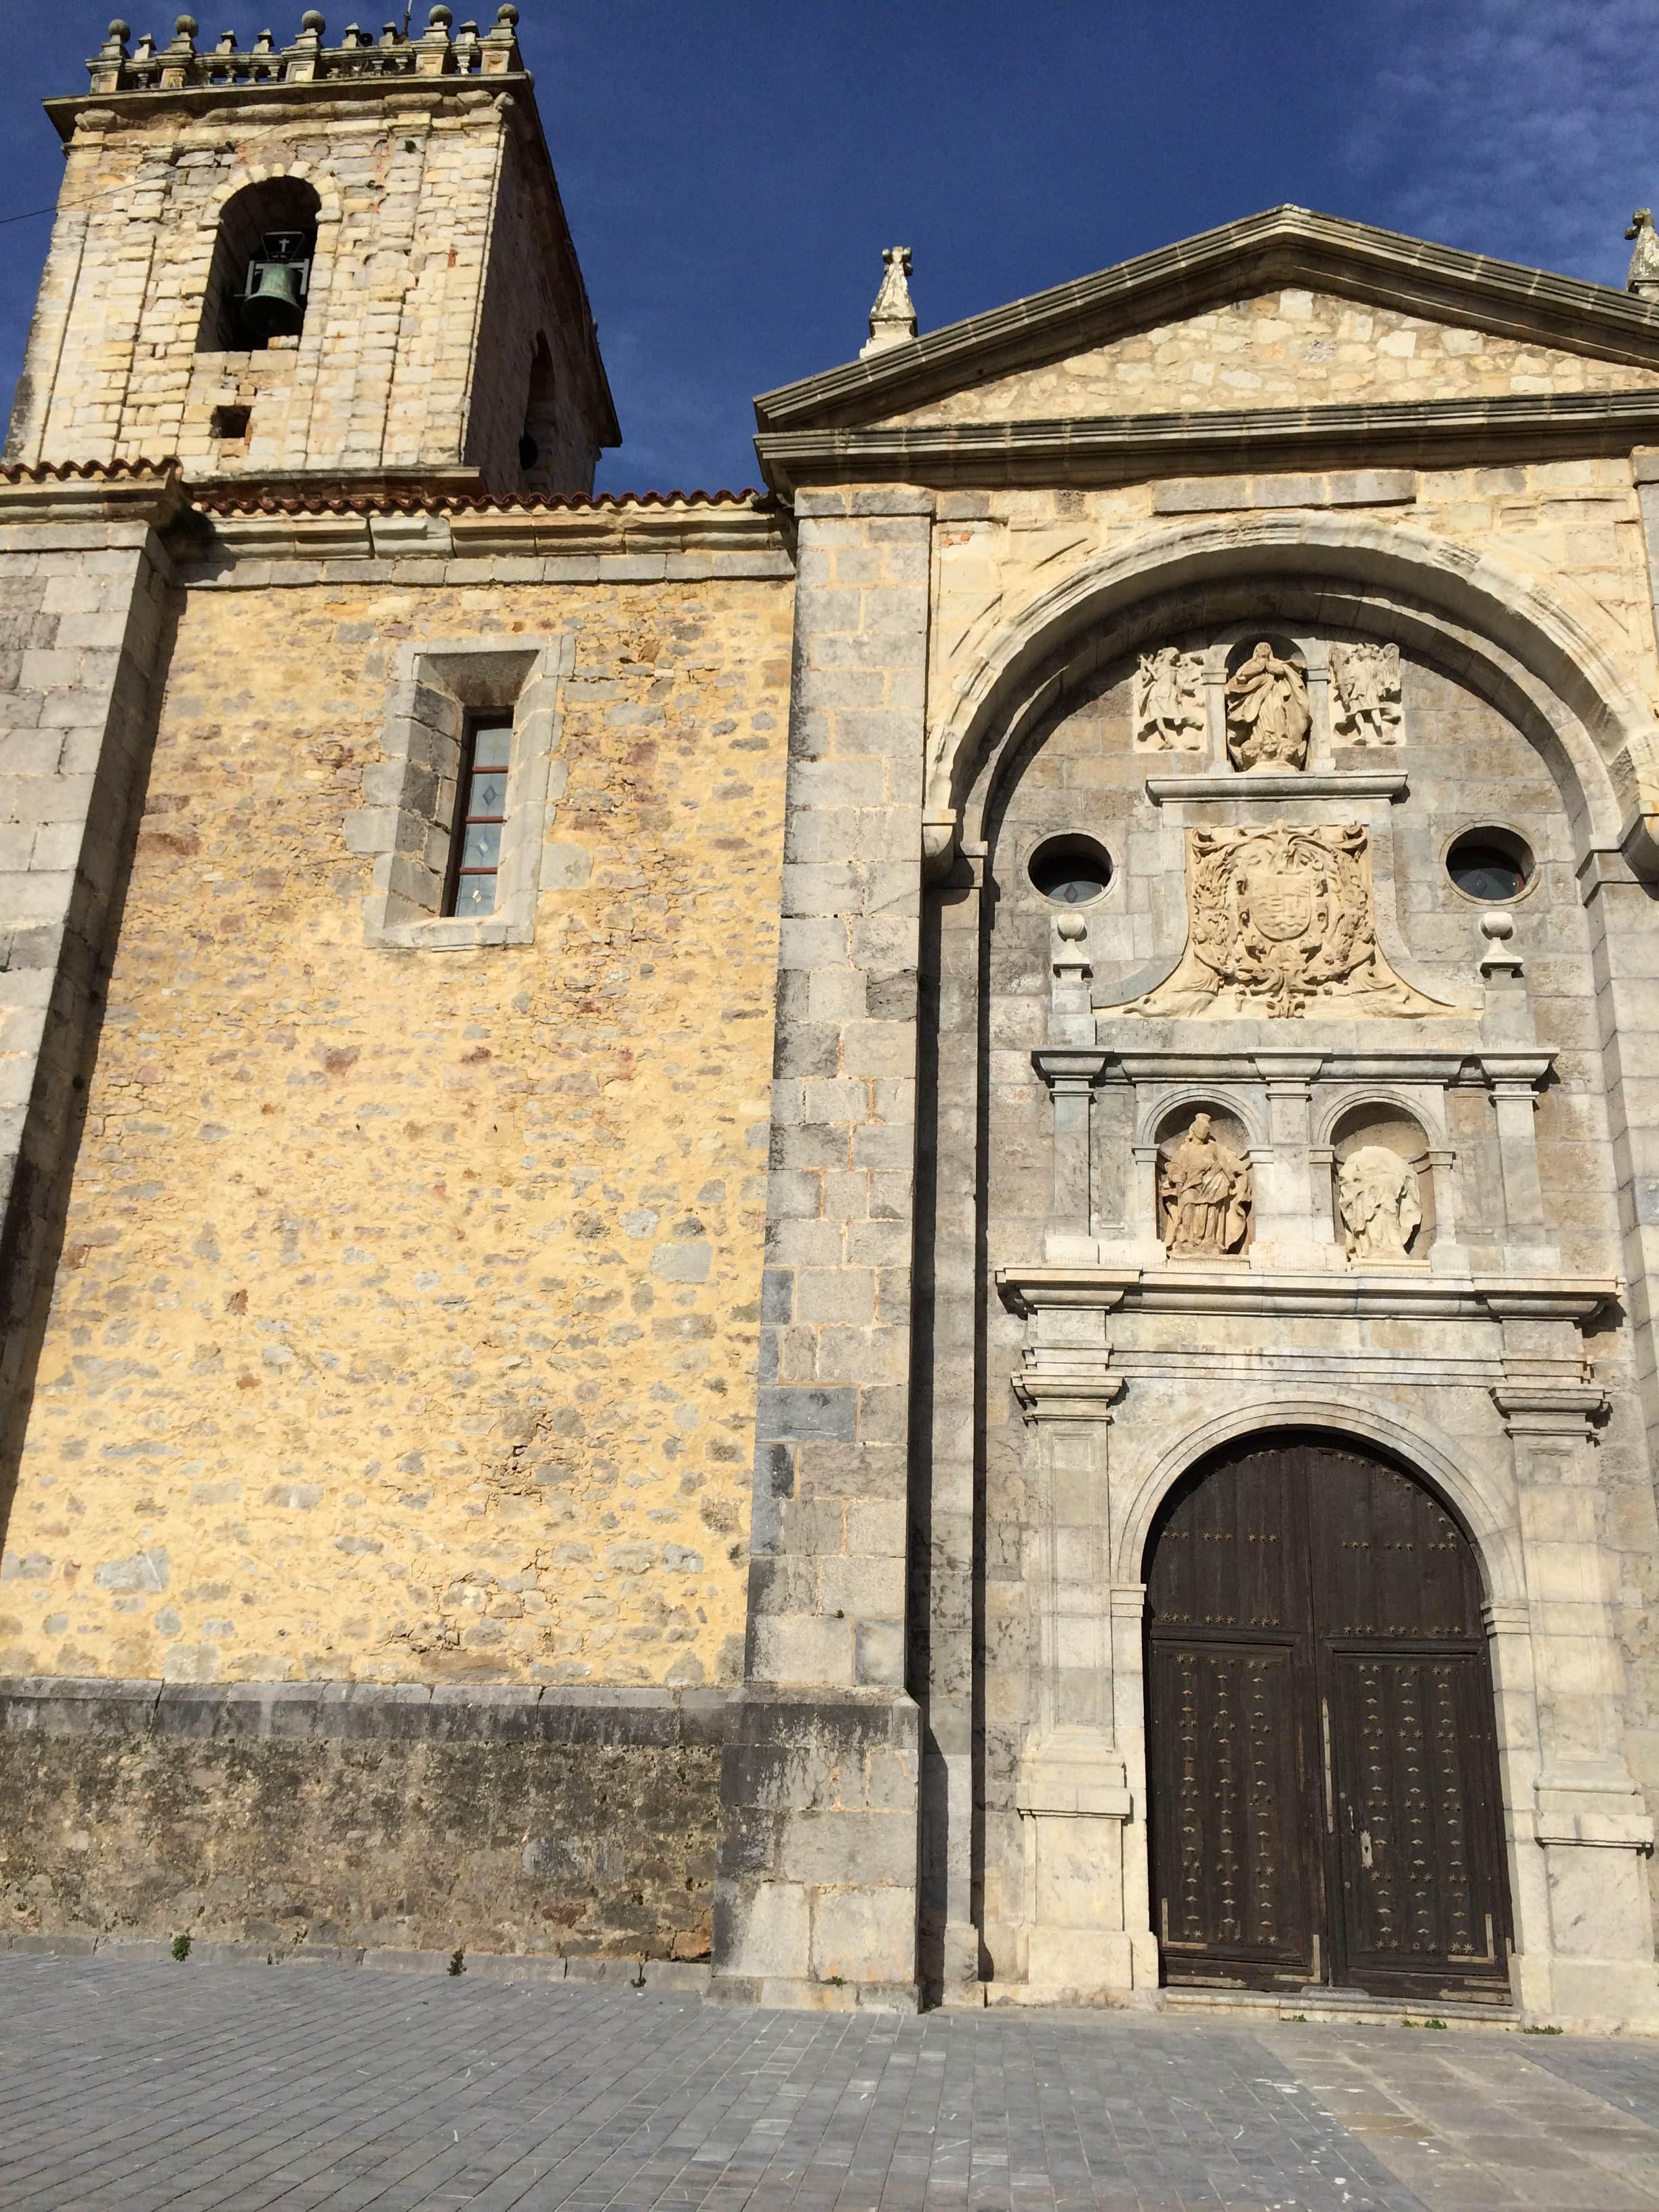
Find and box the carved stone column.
[1305,655,1334,772]
[1485,1055,1557,1268]
[1253,1054,1323,1265]
[1201,655,1227,769]
[1493,1374,1659,2025]
[1034,1048,1107,1264]
[1012,1348,1149,1998]
[1422,1143,1471,1273]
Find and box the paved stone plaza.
[2,1960,1659,2210]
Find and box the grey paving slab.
[0,1962,1652,2212]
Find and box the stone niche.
[1153,1100,1254,1257]
[1128,622,1403,773]
[1328,1102,1435,1263]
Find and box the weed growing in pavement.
[448,1948,466,1976]
[171,1933,191,1962]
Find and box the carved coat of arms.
[1126,824,1450,1019]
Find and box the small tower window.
[443,716,514,918]
[519,334,559,489]
[198,178,321,353]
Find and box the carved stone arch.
[197,162,344,234]
[1111,1390,1524,1607]
[930,513,1652,869]
[1206,618,1322,663]
[1313,1086,1446,1150]
[1134,1084,1271,1152]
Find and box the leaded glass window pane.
[444,714,513,918]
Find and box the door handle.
[1321,1697,1334,1835]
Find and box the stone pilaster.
[713,486,932,2009]
[1034,1048,1107,1263]
[1009,1334,1154,2002]
[1493,1374,1659,2026]
[0,472,180,1505]
[916,842,984,2004]
[1579,844,1659,1481]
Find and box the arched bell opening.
[197,177,322,353]
[1141,1427,1513,2001]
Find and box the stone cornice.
[0,1675,730,1743]
[45,72,532,135]
[754,205,1659,436]
[755,388,1659,491]
[1145,771,1409,804]
[179,493,790,571]
[1085,1044,1552,1089]
[998,1265,1617,1325]
[0,459,186,528]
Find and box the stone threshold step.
[1162,1984,1519,2032]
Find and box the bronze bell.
[239,234,309,343]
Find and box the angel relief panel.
[1134,647,1206,750]
[1331,642,1401,745]
[1124,823,1453,1019]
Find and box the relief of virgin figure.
[1159,1112,1252,1256]
[1225,640,1311,771]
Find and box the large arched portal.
[1144,1430,1512,2002]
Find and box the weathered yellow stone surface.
[926,459,1659,750]
[880,289,1659,424]
[0,571,792,1687]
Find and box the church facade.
[3,7,1659,2031]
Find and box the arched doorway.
[1145,1431,1513,2001]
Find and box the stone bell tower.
[5,4,618,495]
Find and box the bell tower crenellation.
[5,4,619,494]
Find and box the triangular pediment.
[872,288,1659,426]
[755,207,1659,436]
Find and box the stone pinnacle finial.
[860,245,917,359]
[1627,209,1659,302]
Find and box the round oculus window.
[1446,828,1533,903]
[1029,834,1113,905]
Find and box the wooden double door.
[1145,1433,1513,2000]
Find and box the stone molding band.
[0,1675,732,1746]
[758,390,1659,491]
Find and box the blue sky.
[3,1,1658,493]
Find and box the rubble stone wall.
[0,1675,724,1960]
[0,535,794,1692]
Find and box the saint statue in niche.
[1159,1112,1252,1256]
[1336,1144,1422,1263]
[1225,640,1311,771]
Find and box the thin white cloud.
[1342,0,1659,285]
